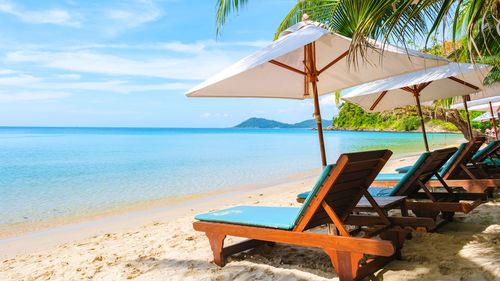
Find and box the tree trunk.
[428,108,474,140]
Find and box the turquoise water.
[0,127,463,226]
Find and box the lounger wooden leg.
[412,209,440,221]
[324,249,363,281]
[380,230,407,254]
[205,232,226,266]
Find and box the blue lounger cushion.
[472,141,499,162]
[395,165,412,173]
[484,158,500,166]
[375,173,406,181]
[297,187,394,199]
[397,165,444,173]
[195,206,300,230]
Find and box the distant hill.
[234,117,329,128]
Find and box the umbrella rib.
[318,50,349,75]
[401,86,415,94]
[416,81,432,92]
[447,77,479,90]
[269,60,307,76]
[369,90,388,111]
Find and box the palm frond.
[215,0,249,38]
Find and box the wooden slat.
[295,155,349,232]
[321,201,350,236]
[221,239,267,256]
[342,159,387,173]
[193,221,395,256]
[345,215,435,229]
[405,199,482,213]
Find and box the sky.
[0,0,343,128]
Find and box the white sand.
[1,155,499,281]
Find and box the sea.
[0,127,463,227]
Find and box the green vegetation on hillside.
[333,103,492,132]
[235,117,328,128]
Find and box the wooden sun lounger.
[390,138,500,194]
[193,150,434,281]
[298,148,486,226]
[470,140,500,166]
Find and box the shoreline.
[321,127,461,134]
[0,151,421,260]
[0,151,422,242]
[0,168,322,241]
[0,168,323,259]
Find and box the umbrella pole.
[414,92,430,151]
[462,96,473,139]
[307,43,327,167]
[311,80,327,167]
[489,101,498,140]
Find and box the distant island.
[234,117,328,129]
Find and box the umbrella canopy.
[342,62,492,151]
[473,112,495,122]
[186,20,449,166]
[451,94,500,140]
[342,62,492,112]
[451,95,500,111]
[467,82,500,100]
[186,21,448,99]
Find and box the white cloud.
[319,94,338,106]
[0,76,193,94]
[0,69,17,75]
[101,0,161,35]
[200,112,232,118]
[38,80,193,93]
[6,50,239,80]
[0,91,71,102]
[0,0,80,27]
[56,74,81,79]
[0,75,42,85]
[60,40,270,54]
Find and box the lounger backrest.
[471,140,500,162]
[294,149,392,231]
[442,137,485,179]
[391,147,457,197]
[439,143,466,176]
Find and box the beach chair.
[297,148,486,224]
[392,138,500,193]
[193,150,433,281]
[470,140,500,168]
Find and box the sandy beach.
[1,153,499,281]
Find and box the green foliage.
[333,103,423,131]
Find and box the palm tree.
[215,0,499,65]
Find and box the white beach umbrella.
[186,19,448,166]
[451,91,500,139]
[342,62,492,151]
[473,112,495,122]
[467,82,500,100]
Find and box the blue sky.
[0,0,341,127]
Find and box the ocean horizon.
[0,127,464,229]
